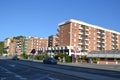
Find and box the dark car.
[12,55,20,60]
[43,57,57,64]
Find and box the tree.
[0,42,4,55]
[14,36,24,40]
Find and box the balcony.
[79,36,82,39]
[85,48,89,50]
[85,32,89,35]
[85,28,89,31]
[85,38,89,40]
[97,36,101,38]
[80,42,89,46]
[102,45,105,48]
[97,31,101,34]
[101,37,105,39]
[97,45,101,47]
[85,42,89,45]
[79,27,83,30]
[102,32,105,35]
[112,35,118,39]
[79,32,83,35]
[78,43,82,45]
[101,41,105,43]
[97,39,101,42]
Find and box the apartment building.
[4,37,25,55]
[57,19,120,55]
[15,37,24,54]
[4,37,12,54]
[25,37,33,54]
[22,37,48,54]
[4,37,17,55]
[48,35,58,47]
[4,36,49,55]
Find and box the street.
[1,59,120,80]
[0,59,86,80]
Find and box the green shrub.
[65,56,71,62]
[21,53,29,59]
[34,55,44,60]
[54,53,72,62]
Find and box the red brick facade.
[58,19,120,52]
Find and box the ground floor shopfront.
[37,47,120,64]
[37,46,88,56]
[87,50,120,64]
[37,46,88,63]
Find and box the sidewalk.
[26,59,120,71]
[59,62,120,71]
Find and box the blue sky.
[0,0,120,41]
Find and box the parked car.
[43,57,57,64]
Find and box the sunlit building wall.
[57,19,120,53]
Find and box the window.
[74,39,76,42]
[74,44,76,46]
[74,23,76,26]
[74,34,76,37]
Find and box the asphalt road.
[0,59,87,80]
[15,59,120,79]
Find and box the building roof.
[87,50,120,58]
[58,19,120,35]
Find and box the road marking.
[48,77,60,80]
[0,66,27,80]
[15,75,27,80]
[9,64,16,67]
[0,66,12,73]
[38,74,60,80]
[0,77,6,80]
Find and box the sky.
[0,0,120,41]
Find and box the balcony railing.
[79,26,83,29]
[85,28,89,31]
[102,32,105,35]
[97,31,101,34]
[85,38,89,40]
[79,32,83,34]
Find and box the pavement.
[27,59,120,71]
[59,62,120,71]
[15,59,120,80]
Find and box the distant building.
[48,35,58,47]
[4,37,16,55]
[15,37,24,55]
[4,37,12,54]
[22,37,48,54]
[4,36,48,55]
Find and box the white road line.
[0,66,12,73]
[48,77,60,80]
[15,75,27,80]
[9,64,16,67]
